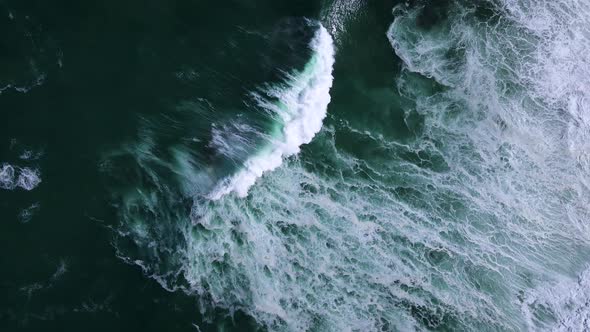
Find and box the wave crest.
[208,25,335,199]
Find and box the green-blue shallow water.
[2,0,590,331]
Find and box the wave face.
[107,1,590,331]
[208,26,335,199]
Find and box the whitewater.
[105,1,590,330]
[207,25,335,200]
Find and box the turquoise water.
[2,0,590,331]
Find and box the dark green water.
[2,0,590,331]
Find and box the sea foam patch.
[0,163,41,191]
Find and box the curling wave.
[208,25,335,199]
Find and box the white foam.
[321,0,364,45]
[19,203,40,223]
[0,73,46,95]
[19,149,43,161]
[0,163,41,191]
[208,25,335,200]
[386,0,590,329]
[17,167,41,190]
[522,266,590,331]
[0,164,17,190]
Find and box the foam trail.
[0,74,46,95]
[208,25,335,200]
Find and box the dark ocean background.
[2,0,590,331]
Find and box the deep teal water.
[2,0,590,331]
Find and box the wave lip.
[208,24,335,200]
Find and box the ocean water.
[1,0,590,331]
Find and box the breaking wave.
[208,25,335,199]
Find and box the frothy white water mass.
[385,0,590,329]
[208,25,335,200]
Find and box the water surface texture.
[1,0,590,331]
